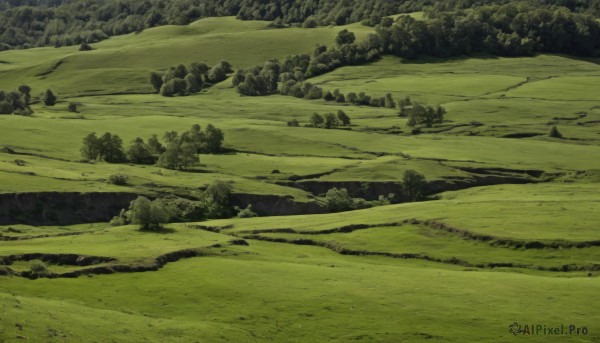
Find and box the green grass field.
[1,15,599,343]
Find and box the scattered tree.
[127,137,156,164]
[129,196,169,231]
[43,89,57,106]
[402,170,426,202]
[204,180,234,218]
[549,125,563,138]
[310,113,324,127]
[325,187,354,212]
[337,110,351,125]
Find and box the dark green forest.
[1,0,599,56]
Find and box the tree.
[81,132,101,160]
[0,101,12,114]
[18,85,31,107]
[385,93,396,108]
[68,102,78,112]
[172,78,187,96]
[549,125,563,138]
[337,110,351,125]
[149,72,163,93]
[127,137,155,164]
[310,113,324,127]
[157,143,181,170]
[336,29,356,46]
[323,91,335,101]
[184,73,201,93]
[402,170,426,202]
[201,124,224,154]
[43,89,56,106]
[324,113,339,129]
[346,92,358,103]
[147,134,165,155]
[159,80,175,97]
[129,196,169,231]
[98,132,126,163]
[325,187,354,212]
[204,180,234,218]
[179,141,200,169]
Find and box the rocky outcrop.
[231,193,326,216]
[0,192,138,226]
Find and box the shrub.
[29,260,48,276]
[549,125,563,138]
[287,119,300,127]
[237,204,259,218]
[79,43,93,51]
[129,196,169,231]
[325,187,354,212]
[402,170,426,202]
[68,102,78,112]
[204,180,234,219]
[43,89,57,106]
[108,174,129,185]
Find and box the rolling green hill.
[0,12,599,343]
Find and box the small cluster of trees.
[81,132,127,163]
[150,60,233,97]
[0,86,33,115]
[307,110,351,129]
[324,170,427,213]
[234,29,381,96]
[398,98,446,128]
[111,180,243,229]
[80,124,224,169]
[157,124,224,170]
[323,89,398,108]
[0,86,57,115]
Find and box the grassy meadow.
[0,15,599,343]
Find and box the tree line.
[0,0,416,50]
[233,30,382,96]
[1,0,599,51]
[379,3,600,58]
[149,60,232,97]
[80,124,224,170]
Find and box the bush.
[29,260,48,276]
[287,119,300,127]
[325,187,354,212]
[43,89,57,106]
[237,204,259,218]
[68,102,78,112]
[204,180,234,219]
[402,170,426,202]
[79,43,93,51]
[108,174,129,185]
[129,196,169,231]
[549,125,563,138]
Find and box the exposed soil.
[0,192,138,225]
